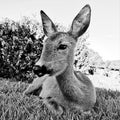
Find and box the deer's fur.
[24,4,96,114]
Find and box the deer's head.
[33,5,91,77]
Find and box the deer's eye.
[58,44,67,50]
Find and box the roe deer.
[24,4,96,114]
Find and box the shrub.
[0,18,44,82]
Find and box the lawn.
[0,78,120,120]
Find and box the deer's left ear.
[68,5,91,39]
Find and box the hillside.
[107,60,120,70]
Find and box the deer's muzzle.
[33,65,52,77]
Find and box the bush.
[74,33,104,74]
[0,18,44,82]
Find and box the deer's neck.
[57,64,74,82]
[56,63,79,102]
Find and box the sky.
[0,0,119,61]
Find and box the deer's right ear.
[40,10,57,36]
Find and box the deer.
[23,4,96,115]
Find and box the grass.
[0,78,120,120]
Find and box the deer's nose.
[33,65,47,77]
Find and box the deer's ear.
[40,10,57,36]
[68,5,91,39]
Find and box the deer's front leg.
[44,98,64,115]
[23,74,49,96]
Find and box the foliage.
[74,33,104,74]
[74,33,89,71]
[0,78,120,120]
[0,18,44,82]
